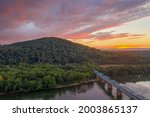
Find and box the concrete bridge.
[93,69,148,100]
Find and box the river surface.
[0,82,112,100]
[111,75,150,99]
[0,76,150,100]
[120,76,150,99]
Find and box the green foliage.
[0,37,149,65]
[100,65,150,77]
[43,75,56,88]
[0,37,149,94]
[0,64,95,93]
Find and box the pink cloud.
[0,0,149,44]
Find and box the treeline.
[0,37,149,65]
[0,63,149,94]
[0,64,95,93]
[98,65,150,78]
[0,37,106,65]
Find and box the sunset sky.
[0,0,150,49]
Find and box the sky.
[0,0,150,49]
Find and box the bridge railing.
[93,69,148,100]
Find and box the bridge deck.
[93,70,148,100]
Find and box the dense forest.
[0,64,150,94]
[100,65,150,77]
[0,37,150,94]
[98,64,150,83]
[0,64,95,93]
[0,37,149,65]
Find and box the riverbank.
[0,78,99,96]
[0,80,112,100]
[55,79,99,89]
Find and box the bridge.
[93,69,148,100]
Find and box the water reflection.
[103,75,150,100]
[113,75,150,99]
[0,82,112,100]
[122,81,150,99]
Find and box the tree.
[43,75,56,88]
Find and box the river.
[120,76,150,99]
[0,82,112,100]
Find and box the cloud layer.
[0,0,149,44]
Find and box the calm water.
[121,80,150,99]
[0,82,112,100]
[117,75,150,99]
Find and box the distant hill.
[0,37,149,65]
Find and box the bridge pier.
[100,79,106,88]
[116,89,122,100]
[107,83,113,95]
[94,70,147,100]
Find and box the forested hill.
[0,37,149,65]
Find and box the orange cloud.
[95,33,145,40]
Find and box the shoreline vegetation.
[99,64,150,77]
[0,79,99,96]
[0,64,150,96]
[0,64,97,95]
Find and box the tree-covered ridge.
[0,64,95,93]
[0,37,149,65]
[0,37,104,64]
